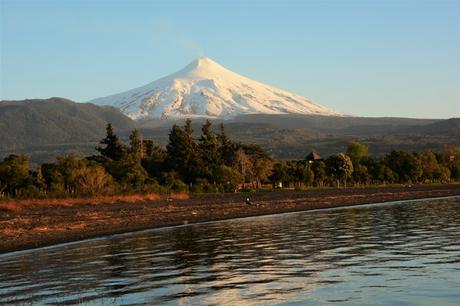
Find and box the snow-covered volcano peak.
[91,58,344,119]
[177,57,235,79]
[189,56,218,68]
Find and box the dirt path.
[1,184,459,254]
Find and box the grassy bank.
[0,193,188,213]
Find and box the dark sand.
[1,184,459,254]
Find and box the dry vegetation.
[1,185,459,254]
[0,192,189,212]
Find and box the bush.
[20,185,42,199]
[190,178,216,193]
[169,179,189,193]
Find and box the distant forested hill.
[0,99,458,164]
[137,115,460,159]
[0,98,134,158]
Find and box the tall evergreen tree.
[166,120,201,183]
[128,128,143,157]
[217,123,235,166]
[199,120,220,175]
[96,123,125,161]
[166,124,187,168]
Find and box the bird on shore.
[246,197,259,207]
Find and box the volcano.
[91,57,343,119]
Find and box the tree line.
[0,120,459,198]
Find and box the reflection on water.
[1,197,460,305]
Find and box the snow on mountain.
[90,57,344,119]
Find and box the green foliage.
[311,161,327,187]
[190,178,215,193]
[2,119,459,199]
[159,171,189,192]
[199,120,220,178]
[96,123,125,161]
[418,151,441,182]
[213,165,244,191]
[386,151,422,183]
[128,128,142,157]
[326,153,354,187]
[433,165,451,182]
[41,162,65,194]
[106,153,148,191]
[55,155,86,193]
[165,120,202,183]
[297,162,314,186]
[346,142,371,185]
[451,160,460,180]
[287,161,313,188]
[0,154,32,196]
[217,123,235,166]
[353,164,370,185]
[370,162,397,184]
[269,161,314,189]
[270,161,290,187]
[347,141,369,164]
[41,154,115,196]
[143,139,166,159]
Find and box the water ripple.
[0,197,459,305]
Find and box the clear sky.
[1,0,459,118]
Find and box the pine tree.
[166,124,187,168]
[184,118,194,137]
[199,120,220,175]
[217,123,235,166]
[166,120,201,183]
[96,123,125,161]
[129,129,142,157]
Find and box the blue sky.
[1,0,459,118]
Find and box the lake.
[0,197,459,305]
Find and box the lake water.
[0,197,459,305]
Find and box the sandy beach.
[1,184,459,254]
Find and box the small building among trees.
[305,151,322,164]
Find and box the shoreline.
[1,184,460,255]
